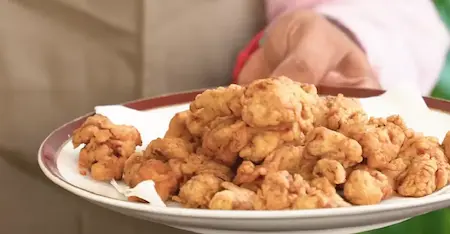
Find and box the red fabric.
[232,30,265,84]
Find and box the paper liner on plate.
[110,179,166,207]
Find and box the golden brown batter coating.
[234,145,306,185]
[123,152,178,201]
[304,127,363,168]
[209,182,257,210]
[382,132,449,189]
[144,137,194,161]
[167,153,234,186]
[293,177,350,209]
[319,94,367,131]
[344,168,393,205]
[313,158,346,184]
[396,154,447,197]
[253,171,308,210]
[165,110,199,144]
[201,116,250,166]
[359,115,407,169]
[241,77,316,132]
[72,114,142,181]
[173,174,224,208]
[187,84,244,136]
[441,131,450,161]
[239,130,284,163]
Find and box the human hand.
[237,10,380,89]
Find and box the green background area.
[365,1,450,233]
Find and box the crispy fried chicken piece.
[73,114,142,149]
[233,160,266,186]
[397,154,447,197]
[319,94,368,131]
[123,152,178,201]
[186,84,244,136]
[253,171,309,210]
[336,112,369,142]
[239,122,308,163]
[79,142,127,181]
[304,127,363,168]
[234,145,317,187]
[201,116,250,166]
[144,137,194,161]
[344,168,393,205]
[359,115,407,169]
[209,182,257,210]
[165,110,198,144]
[292,190,334,209]
[441,131,450,161]
[313,158,346,184]
[382,132,449,188]
[262,145,304,174]
[168,153,233,185]
[173,174,223,208]
[292,177,350,209]
[72,114,142,181]
[239,130,283,163]
[241,77,317,132]
[297,159,319,181]
[234,145,308,185]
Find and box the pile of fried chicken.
[72,76,450,210]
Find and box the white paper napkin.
[110,179,166,207]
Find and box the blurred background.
[0,0,264,233]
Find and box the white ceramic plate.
[38,88,450,234]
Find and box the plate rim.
[37,86,450,220]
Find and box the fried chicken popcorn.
[313,158,346,184]
[72,114,142,181]
[359,116,407,169]
[320,94,367,131]
[233,145,307,186]
[344,168,393,205]
[239,122,307,163]
[173,174,223,208]
[144,137,194,160]
[201,116,250,166]
[187,84,244,137]
[71,76,450,210]
[241,77,317,132]
[397,154,447,197]
[253,171,308,210]
[209,182,257,210]
[123,152,178,201]
[293,177,350,209]
[168,153,234,185]
[165,110,199,144]
[239,130,284,163]
[304,127,363,168]
[382,132,450,189]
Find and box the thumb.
[270,46,337,84]
[321,71,381,89]
[324,50,380,89]
[236,48,271,85]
